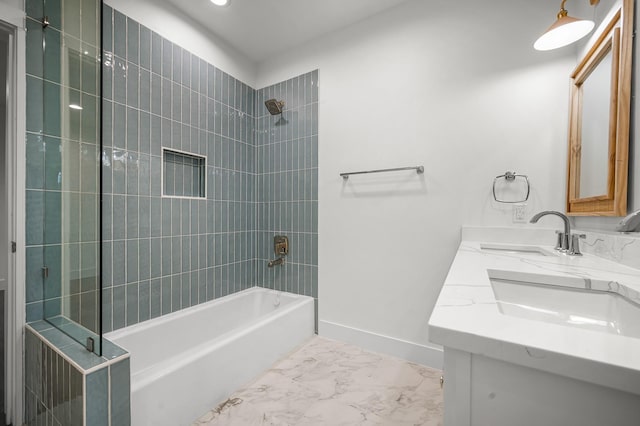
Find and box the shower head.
[265,99,285,115]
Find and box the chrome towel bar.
[340,165,424,180]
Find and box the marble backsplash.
[578,229,640,270]
[461,226,640,271]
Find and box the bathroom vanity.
[429,227,640,426]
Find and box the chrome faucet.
[529,210,571,252]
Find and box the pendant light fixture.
[534,0,599,51]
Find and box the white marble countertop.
[428,227,640,395]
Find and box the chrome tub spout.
[267,257,285,268]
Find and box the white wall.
[105,0,257,86]
[257,0,576,364]
[0,0,20,13]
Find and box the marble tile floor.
[193,336,443,425]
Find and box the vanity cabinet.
[442,348,640,426]
[429,228,640,426]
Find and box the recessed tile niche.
[162,148,206,198]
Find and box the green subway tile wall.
[24,328,83,426]
[255,72,319,327]
[101,6,258,332]
[101,7,319,332]
[85,368,109,426]
[25,324,131,426]
[26,2,319,336]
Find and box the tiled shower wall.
[101,7,319,332]
[25,0,102,332]
[25,2,319,334]
[101,6,257,332]
[255,73,319,321]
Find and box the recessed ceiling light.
[210,0,230,6]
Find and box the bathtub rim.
[105,286,308,341]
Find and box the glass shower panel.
[41,0,102,355]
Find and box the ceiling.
[163,0,414,63]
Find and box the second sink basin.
[488,269,640,339]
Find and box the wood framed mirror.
[566,0,633,216]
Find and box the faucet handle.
[554,230,569,252]
[554,230,564,251]
[569,233,586,256]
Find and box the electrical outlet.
[512,204,527,223]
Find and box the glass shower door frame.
[41,0,103,356]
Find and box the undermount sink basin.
[488,269,640,339]
[480,243,556,257]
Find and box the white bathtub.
[105,287,315,426]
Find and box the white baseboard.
[319,320,443,369]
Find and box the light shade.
[210,0,230,6]
[534,2,595,52]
